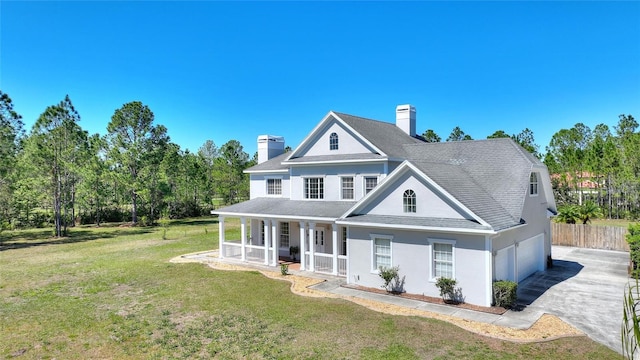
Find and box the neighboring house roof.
[215,197,357,221]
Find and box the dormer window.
[403,189,416,213]
[329,132,338,150]
[529,173,538,196]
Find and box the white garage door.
[494,245,516,282]
[517,234,544,282]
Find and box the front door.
[314,229,325,253]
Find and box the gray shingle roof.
[245,152,289,172]
[214,198,357,219]
[284,153,385,163]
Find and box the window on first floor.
[341,226,347,256]
[430,240,455,279]
[341,176,354,200]
[260,221,265,245]
[304,177,324,199]
[371,235,392,271]
[403,189,416,213]
[365,176,378,194]
[267,178,282,195]
[280,222,289,248]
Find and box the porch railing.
[338,255,347,277]
[314,252,333,274]
[246,245,265,263]
[222,241,242,259]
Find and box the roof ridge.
[332,111,398,127]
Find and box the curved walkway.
[171,250,583,344]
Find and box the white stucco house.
[213,105,556,307]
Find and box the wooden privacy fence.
[552,223,629,252]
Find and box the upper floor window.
[267,178,282,195]
[304,177,324,199]
[341,176,354,200]
[365,176,378,194]
[529,172,538,196]
[329,132,338,150]
[403,189,416,213]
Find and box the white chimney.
[257,135,285,164]
[396,104,416,137]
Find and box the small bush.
[378,266,405,294]
[493,280,518,308]
[627,224,640,279]
[280,264,289,276]
[435,277,459,303]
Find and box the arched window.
[403,189,416,213]
[329,132,338,150]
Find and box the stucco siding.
[250,174,290,199]
[289,163,386,201]
[300,121,375,157]
[347,226,491,306]
[358,171,468,219]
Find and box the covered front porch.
[218,216,348,276]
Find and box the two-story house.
[214,105,556,307]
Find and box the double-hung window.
[304,178,324,199]
[329,132,338,150]
[429,239,455,279]
[371,235,392,271]
[267,178,282,195]
[341,227,347,256]
[280,222,289,248]
[341,176,354,200]
[364,176,378,194]
[529,172,538,196]
[260,221,265,245]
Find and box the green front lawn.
[0,218,620,359]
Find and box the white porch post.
[299,221,306,271]
[271,221,278,266]
[332,223,338,275]
[308,222,315,271]
[240,217,247,261]
[485,236,493,307]
[264,219,270,265]
[218,216,225,259]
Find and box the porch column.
[308,222,315,271]
[484,236,493,307]
[271,221,278,266]
[264,219,270,265]
[299,221,306,271]
[218,216,225,259]
[332,223,338,275]
[240,217,247,261]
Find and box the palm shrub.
[622,278,640,359]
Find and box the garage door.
[517,234,544,282]
[494,245,516,282]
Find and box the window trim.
[529,172,539,197]
[427,238,456,282]
[341,226,348,256]
[370,234,393,273]
[265,176,283,196]
[403,189,416,213]
[303,177,325,200]
[279,222,289,248]
[341,176,355,200]
[363,175,379,195]
[329,132,339,151]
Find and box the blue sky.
[2,1,639,156]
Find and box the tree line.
[1,90,637,235]
[0,92,252,236]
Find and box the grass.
[590,218,636,228]
[0,217,622,359]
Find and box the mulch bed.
[342,284,507,315]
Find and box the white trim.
[265,176,283,197]
[302,176,325,200]
[370,233,393,273]
[336,220,496,235]
[340,175,356,201]
[427,238,456,282]
[214,211,338,222]
[281,158,388,166]
[244,169,289,174]
[529,172,539,197]
[363,174,379,196]
[484,236,493,307]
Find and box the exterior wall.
[347,226,490,306]
[358,171,468,219]
[289,163,386,201]
[301,121,374,157]
[250,173,290,199]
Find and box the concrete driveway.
[516,245,630,353]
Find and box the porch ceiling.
[214,198,357,220]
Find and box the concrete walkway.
[177,246,628,352]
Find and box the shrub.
[627,224,640,278]
[378,266,405,294]
[493,280,518,308]
[435,277,459,303]
[280,264,289,276]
